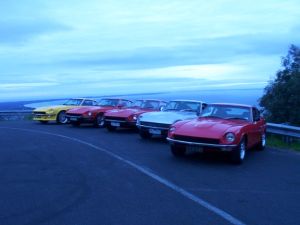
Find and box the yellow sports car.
[32,98,98,124]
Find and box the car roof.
[71,98,96,101]
[135,99,167,102]
[169,99,204,103]
[211,103,253,108]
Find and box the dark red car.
[167,103,266,164]
[104,99,167,131]
[66,98,132,127]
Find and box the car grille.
[140,122,170,129]
[105,116,127,121]
[173,135,220,144]
[33,111,46,115]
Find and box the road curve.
[0,121,299,225]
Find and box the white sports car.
[136,100,206,139]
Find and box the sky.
[0,0,300,102]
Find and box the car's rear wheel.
[57,111,68,124]
[106,124,117,131]
[171,145,186,157]
[94,114,104,127]
[139,130,152,139]
[231,137,246,164]
[257,132,266,151]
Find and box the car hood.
[139,111,197,124]
[67,106,104,114]
[33,105,72,112]
[175,118,248,139]
[105,108,151,117]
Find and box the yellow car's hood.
[33,105,78,112]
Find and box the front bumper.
[105,119,136,128]
[33,113,56,121]
[167,137,237,151]
[137,124,170,136]
[66,115,94,123]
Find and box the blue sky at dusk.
[0,0,300,101]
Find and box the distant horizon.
[0,87,265,104]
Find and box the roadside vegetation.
[260,45,300,126]
[267,134,300,152]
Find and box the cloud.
[0,19,71,44]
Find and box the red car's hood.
[105,108,153,118]
[67,106,113,114]
[175,118,249,139]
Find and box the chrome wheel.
[96,114,104,127]
[239,141,246,161]
[57,111,68,124]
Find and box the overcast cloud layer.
[0,0,300,101]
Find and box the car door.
[248,107,264,147]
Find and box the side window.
[93,101,98,106]
[82,100,93,106]
[119,100,130,107]
[252,108,260,121]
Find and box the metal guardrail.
[0,110,33,120]
[266,123,300,139]
[0,111,300,140]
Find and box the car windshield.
[63,99,83,106]
[130,100,144,108]
[164,101,199,112]
[140,100,160,109]
[200,105,251,121]
[98,99,119,106]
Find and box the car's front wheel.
[139,130,152,139]
[231,137,246,164]
[171,145,186,157]
[57,111,68,124]
[94,114,104,127]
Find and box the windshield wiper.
[226,117,248,121]
[201,115,223,119]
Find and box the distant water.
[25,88,264,109]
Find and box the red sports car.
[167,103,266,164]
[104,99,167,131]
[66,98,132,127]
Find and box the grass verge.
[267,134,300,152]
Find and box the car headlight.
[88,111,92,116]
[133,115,137,121]
[169,126,176,132]
[225,132,235,143]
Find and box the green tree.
[260,45,300,125]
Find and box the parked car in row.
[33,98,98,124]
[66,98,132,127]
[104,99,167,131]
[136,100,206,139]
[167,103,266,164]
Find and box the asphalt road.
[0,121,299,225]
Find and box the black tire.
[94,114,104,127]
[71,121,81,127]
[171,145,186,157]
[257,133,266,151]
[106,124,117,132]
[56,111,68,124]
[139,130,152,139]
[231,137,246,164]
[39,121,48,124]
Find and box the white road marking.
[1,127,246,225]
